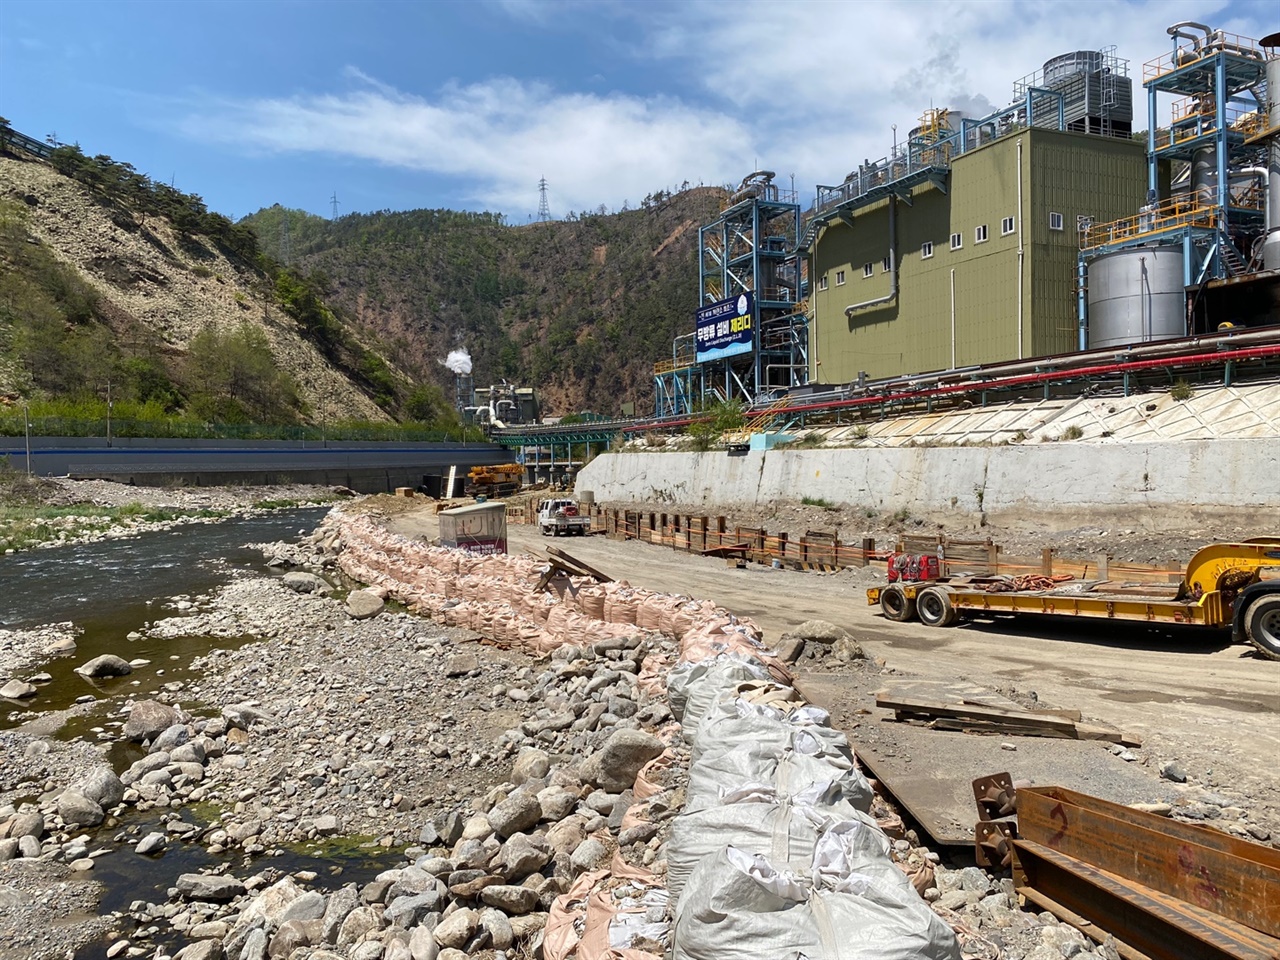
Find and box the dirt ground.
[384,501,1280,847]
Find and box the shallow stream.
[0,509,401,951]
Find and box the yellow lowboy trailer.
[868,540,1280,661]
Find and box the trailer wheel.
[1244,595,1280,661]
[880,584,916,622]
[917,586,959,628]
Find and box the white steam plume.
[442,348,472,376]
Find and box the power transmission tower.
[330,190,340,219]
[280,213,292,265]
[537,176,551,222]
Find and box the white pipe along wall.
[577,441,1280,530]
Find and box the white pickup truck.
[537,498,592,537]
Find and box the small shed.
[439,501,507,555]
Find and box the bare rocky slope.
[0,155,390,421]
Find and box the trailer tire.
[1244,595,1280,661]
[880,584,916,622]
[917,586,960,628]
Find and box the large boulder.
[74,655,132,679]
[345,590,385,619]
[496,832,552,880]
[7,812,44,839]
[123,700,181,742]
[71,767,125,808]
[175,873,245,902]
[57,790,104,828]
[511,747,550,785]
[0,680,37,700]
[579,729,664,792]
[282,572,331,594]
[432,908,478,950]
[487,790,541,838]
[479,884,539,914]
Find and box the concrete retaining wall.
[577,440,1280,529]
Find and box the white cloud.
[626,0,1273,188]
[177,0,1274,213]
[179,76,754,214]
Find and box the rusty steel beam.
[1014,840,1280,960]
[1016,786,1280,939]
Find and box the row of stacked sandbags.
[330,510,768,664]
[664,648,963,960]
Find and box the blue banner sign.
[695,292,754,363]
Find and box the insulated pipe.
[844,195,897,317]
[1167,22,1213,47]
[1017,139,1025,359]
[949,269,957,370]
[634,342,1280,432]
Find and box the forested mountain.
[242,187,726,415]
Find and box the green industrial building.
[806,126,1149,385]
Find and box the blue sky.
[1,0,1271,221]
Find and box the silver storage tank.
[1087,246,1186,349]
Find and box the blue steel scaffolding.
[653,172,806,416]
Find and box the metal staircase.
[721,395,793,449]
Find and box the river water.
[1,509,329,723]
[0,509,401,950]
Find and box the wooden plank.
[701,543,750,558]
[961,698,1083,722]
[929,718,1074,739]
[876,694,1081,733]
[875,693,1137,742]
[545,546,614,583]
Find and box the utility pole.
[330,191,340,220]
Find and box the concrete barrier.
[576,440,1280,530]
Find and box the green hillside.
[0,141,448,432]
[242,187,726,415]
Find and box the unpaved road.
[388,506,1280,840]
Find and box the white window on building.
[1049,211,1065,231]
[1002,216,1016,235]
[922,241,934,259]
[950,232,963,251]
[862,262,873,278]
[975,224,989,243]
[881,256,891,273]
[818,275,828,291]
[836,269,846,285]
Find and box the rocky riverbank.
[0,477,345,557]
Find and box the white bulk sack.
[685,742,873,815]
[667,655,770,735]
[665,783,867,903]
[673,828,961,960]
